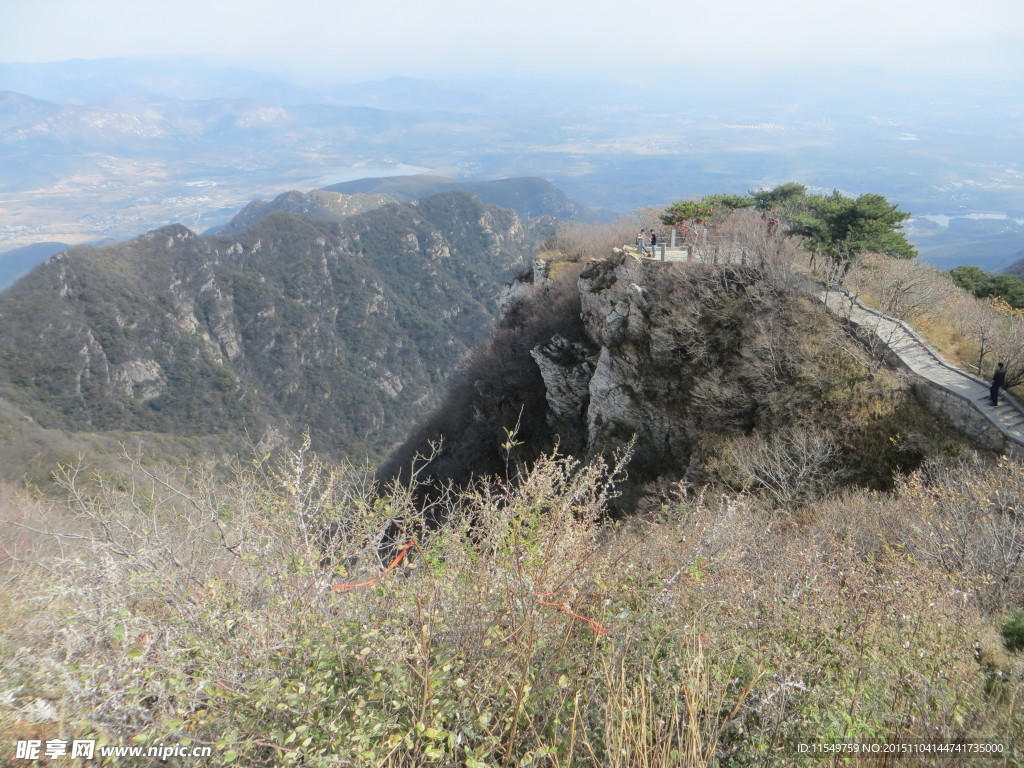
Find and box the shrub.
[1,439,1020,765]
[1002,610,1024,653]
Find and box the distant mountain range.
[0,177,598,291]
[323,175,614,223]
[0,88,409,193]
[0,59,496,109]
[217,176,609,236]
[0,191,550,473]
[215,189,399,235]
[2,57,1023,270]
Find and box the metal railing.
[625,241,754,266]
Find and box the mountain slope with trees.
[950,263,1024,308]
[0,191,550,465]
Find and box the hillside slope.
[0,191,550,465]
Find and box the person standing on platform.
[637,230,649,256]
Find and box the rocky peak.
[379,250,926,513]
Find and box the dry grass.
[543,218,638,264]
[0,441,1021,766]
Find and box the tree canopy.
[659,193,755,233]
[750,182,807,212]
[754,184,916,260]
[659,200,717,229]
[949,265,1024,309]
[659,184,916,260]
[699,193,756,212]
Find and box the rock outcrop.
[540,257,701,486]
[380,251,964,512]
[529,334,593,442]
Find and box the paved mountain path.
[815,286,1024,450]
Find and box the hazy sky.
[3,0,1023,82]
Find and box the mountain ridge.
[215,189,400,235]
[0,191,550,471]
[323,175,616,223]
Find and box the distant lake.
[317,164,433,187]
[916,212,1024,228]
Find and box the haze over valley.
[2,58,1022,284]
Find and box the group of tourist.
[635,229,659,256]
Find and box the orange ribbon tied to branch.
[332,539,415,592]
[537,591,608,635]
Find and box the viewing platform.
[623,242,755,266]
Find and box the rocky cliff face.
[379,252,962,512]
[519,257,729,489]
[0,191,551,459]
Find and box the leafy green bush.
[1001,610,1024,653]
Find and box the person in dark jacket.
[991,362,1007,405]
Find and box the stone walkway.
[816,285,1024,453]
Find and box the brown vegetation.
[1,443,1021,765]
[847,254,1024,391]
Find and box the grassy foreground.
[1,440,1022,766]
